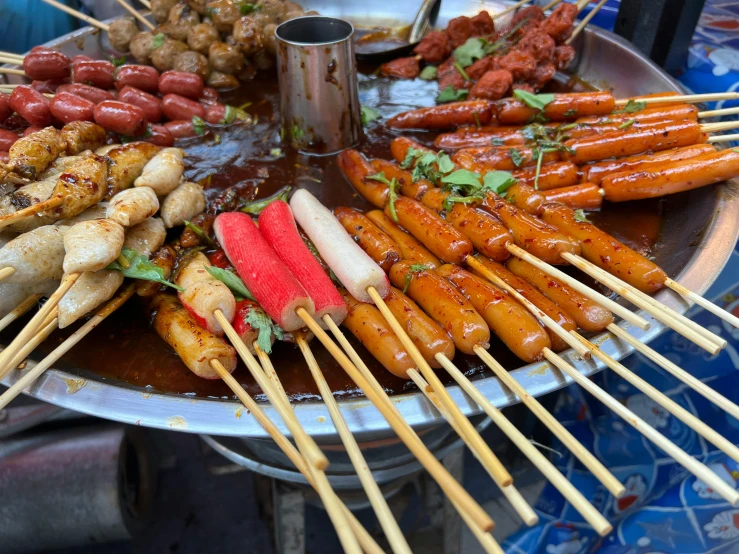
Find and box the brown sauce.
[23,66,664,403]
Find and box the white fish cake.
[0,280,58,319]
[58,270,124,328]
[161,181,206,228]
[123,217,166,258]
[106,186,159,227]
[63,219,125,273]
[0,225,66,283]
[58,202,109,226]
[2,179,57,233]
[133,147,185,195]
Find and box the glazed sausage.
[369,158,432,200]
[384,287,456,367]
[387,100,495,130]
[337,149,388,208]
[0,130,19,152]
[365,210,441,268]
[390,261,490,354]
[159,71,204,99]
[114,65,160,93]
[482,192,581,264]
[576,103,698,126]
[342,290,413,379]
[388,196,474,264]
[73,60,115,89]
[23,49,71,81]
[541,183,603,211]
[118,86,163,123]
[581,144,716,185]
[150,293,237,379]
[437,264,550,362]
[564,120,706,165]
[469,255,574,351]
[453,146,558,172]
[164,120,199,138]
[503,183,545,214]
[506,257,614,332]
[49,92,95,124]
[136,245,176,297]
[57,83,114,105]
[495,91,616,124]
[204,103,227,124]
[335,207,401,272]
[94,100,147,136]
[390,136,434,165]
[434,128,527,150]
[0,92,11,122]
[9,86,51,127]
[542,203,667,293]
[162,93,206,121]
[601,148,739,202]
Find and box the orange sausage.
[581,144,717,184]
[468,255,575,352]
[137,245,176,297]
[388,196,474,264]
[384,287,456,367]
[601,149,739,202]
[495,92,616,125]
[541,183,603,211]
[502,183,545,214]
[563,120,705,165]
[434,128,527,150]
[390,136,435,165]
[437,264,550,362]
[337,149,388,208]
[482,192,581,264]
[341,291,413,379]
[506,257,614,332]
[420,188,512,262]
[576,104,698,126]
[541,203,667,293]
[370,158,431,200]
[335,207,402,272]
[389,261,490,354]
[366,210,441,268]
[512,161,580,190]
[387,100,495,129]
[453,146,559,172]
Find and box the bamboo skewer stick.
[542,0,565,11]
[115,0,156,31]
[406,368,538,526]
[575,0,592,11]
[40,0,111,31]
[545,351,739,506]
[0,52,24,62]
[438,356,614,536]
[615,92,739,106]
[0,197,64,230]
[0,307,58,381]
[296,334,413,554]
[493,0,533,20]
[699,106,739,119]
[0,294,41,333]
[701,120,739,133]
[0,68,26,77]
[0,267,16,282]
[664,277,739,329]
[0,56,22,66]
[709,133,739,143]
[566,0,609,45]
[137,0,152,8]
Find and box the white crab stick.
[289,189,390,304]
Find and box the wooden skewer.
[708,132,739,143]
[40,0,110,31]
[615,92,739,106]
[297,308,495,533]
[406,368,538,526]
[0,267,16,282]
[543,0,565,11]
[0,284,132,409]
[208,358,385,554]
[699,106,739,119]
[295,333,413,554]
[0,52,24,62]
[115,0,156,31]
[545,350,739,506]
[493,0,533,20]
[438,356,614,536]
[566,0,609,45]
[701,120,739,133]
[0,294,41,333]
[0,56,22,66]
[0,68,26,77]
[664,277,739,329]
[137,0,152,8]
[0,316,58,383]
[0,196,64,230]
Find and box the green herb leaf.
[403,264,430,293]
[270,147,283,157]
[419,65,438,80]
[110,55,126,67]
[453,37,486,68]
[441,169,481,190]
[360,105,380,125]
[513,89,555,111]
[442,195,479,212]
[291,123,305,140]
[206,266,255,301]
[184,220,217,248]
[241,185,291,215]
[557,122,578,132]
[152,33,166,49]
[509,148,525,167]
[481,171,516,196]
[192,115,207,136]
[618,119,636,129]
[367,172,391,185]
[107,248,182,291]
[491,137,504,146]
[245,308,284,354]
[615,99,647,114]
[436,86,468,103]
[436,152,455,174]
[454,61,470,81]
[387,177,399,223]
[563,109,577,117]
[534,148,545,190]
[222,104,249,125]
[239,2,260,14]
[573,209,590,223]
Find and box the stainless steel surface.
[1,2,738,441]
[276,16,361,154]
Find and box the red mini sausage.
[159,71,204,99]
[495,91,616,124]
[32,79,68,94]
[0,93,10,122]
[199,86,220,106]
[49,91,95,123]
[0,129,19,151]
[118,86,162,123]
[162,93,206,121]
[56,83,114,105]
[73,60,115,89]
[114,65,160,93]
[204,103,226,124]
[9,86,51,127]
[94,100,147,136]
[23,49,71,80]
[144,124,175,146]
[387,100,495,130]
[164,119,199,138]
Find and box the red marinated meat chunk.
[512,82,535,94]
[467,56,497,81]
[512,5,546,27]
[541,3,578,43]
[414,30,452,63]
[470,69,513,100]
[438,68,468,91]
[498,49,537,81]
[380,56,420,79]
[553,45,576,69]
[470,11,495,37]
[530,62,556,90]
[517,29,556,63]
[446,15,475,48]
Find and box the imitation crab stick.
[289,189,390,304]
[259,200,348,328]
[214,212,315,332]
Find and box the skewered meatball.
[232,16,264,55]
[236,60,257,81]
[470,11,494,36]
[380,57,420,79]
[414,30,451,63]
[258,0,285,22]
[251,11,275,27]
[541,3,578,43]
[151,38,189,72]
[497,49,536,81]
[130,31,156,64]
[151,0,179,23]
[518,29,555,63]
[206,0,241,32]
[446,16,474,49]
[470,69,512,100]
[467,55,496,80]
[108,18,139,53]
[187,0,208,14]
[187,22,219,53]
[174,51,210,81]
[253,50,273,71]
[209,41,244,74]
[158,22,188,43]
[283,1,303,12]
[263,23,278,55]
[206,70,239,89]
[553,45,575,70]
[511,6,546,28]
[161,181,206,228]
[169,2,201,29]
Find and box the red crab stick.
[259,200,348,329]
[214,212,316,332]
[290,189,391,304]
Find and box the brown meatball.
[283,1,303,12]
[253,50,274,70]
[553,45,575,69]
[158,22,188,42]
[232,16,264,55]
[530,62,556,90]
[380,57,420,79]
[206,70,240,90]
[151,38,190,71]
[413,30,451,63]
[236,59,258,80]
[517,29,555,63]
[263,23,278,55]
[209,41,244,73]
[174,50,210,81]
[470,69,512,100]
[130,31,156,64]
[165,2,200,40]
[251,11,275,27]
[258,0,285,22]
[187,22,220,53]
[541,3,578,43]
[151,0,179,23]
[497,49,536,81]
[108,18,139,53]
[470,11,494,37]
[187,0,208,14]
[446,15,474,49]
[206,0,240,32]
